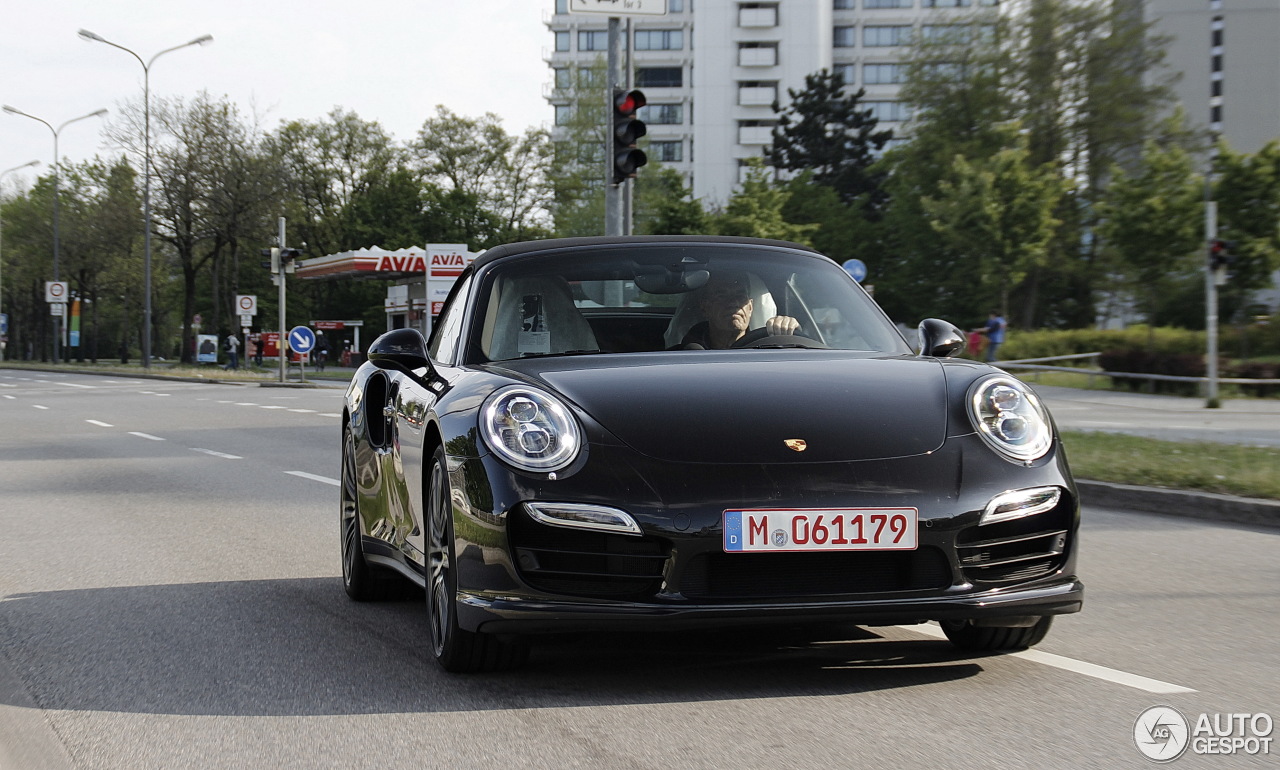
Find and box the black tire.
[941,616,1053,651]
[341,425,381,601]
[426,446,528,673]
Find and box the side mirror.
[367,328,431,370]
[917,318,966,358]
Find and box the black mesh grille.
[679,547,952,600]
[957,530,1068,583]
[509,508,668,600]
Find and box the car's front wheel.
[940,616,1053,651]
[426,446,528,673]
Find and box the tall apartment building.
[545,0,998,206]
[1143,0,1280,156]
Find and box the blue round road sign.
[288,325,316,354]
[842,258,867,283]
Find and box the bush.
[1097,349,1205,395]
[999,326,1206,361]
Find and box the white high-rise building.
[545,0,999,207]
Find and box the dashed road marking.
[895,623,1196,694]
[32,405,48,410]
[320,413,342,418]
[54,381,96,389]
[259,405,287,410]
[285,471,340,486]
[86,420,113,427]
[2,395,14,400]
[190,448,242,460]
[129,432,165,441]
[235,402,259,407]
[287,409,316,413]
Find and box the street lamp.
[0,160,42,359]
[2,106,108,363]
[78,29,213,368]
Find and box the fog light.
[981,486,1062,526]
[525,502,642,536]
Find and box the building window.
[978,0,998,6]
[650,140,683,162]
[555,0,569,13]
[738,43,779,67]
[554,31,570,52]
[1212,29,1222,47]
[864,25,912,47]
[579,30,609,51]
[1212,54,1222,72]
[738,82,778,106]
[834,0,855,8]
[1211,79,1222,97]
[739,4,779,28]
[1211,105,1222,124]
[863,63,905,84]
[554,68,571,89]
[922,25,968,43]
[865,101,912,122]
[637,67,683,88]
[577,143,605,164]
[555,105,573,125]
[638,103,684,124]
[635,30,684,50]
[577,66,605,88]
[865,0,911,7]
[669,0,684,11]
[834,63,858,86]
[925,0,971,6]
[834,27,856,47]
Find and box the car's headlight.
[481,386,582,472]
[967,376,1053,463]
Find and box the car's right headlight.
[481,385,582,473]
[967,376,1053,463]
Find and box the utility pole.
[277,216,287,384]
[604,16,623,236]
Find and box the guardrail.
[996,352,1280,388]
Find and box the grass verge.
[1061,430,1280,500]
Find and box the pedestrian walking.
[223,333,240,370]
[972,310,1007,362]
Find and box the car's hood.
[505,352,949,463]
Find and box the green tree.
[1096,139,1203,342]
[922,131,1066,315]
[1214,139,1280,297]
[769,69,893,211]
[710,160,817,244]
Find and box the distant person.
[973,310,1007,362]
[316,334,329,372]
[223,333,240,370]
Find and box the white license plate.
[723,508,918,553]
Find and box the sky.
[0,0,553,190]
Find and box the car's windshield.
[469,244,911,362]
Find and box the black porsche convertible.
[340,236,1083,672]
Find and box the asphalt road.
[0,370,1276,769]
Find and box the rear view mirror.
[633,267,710,295]
[917,318,965,358]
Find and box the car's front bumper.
[460,578,1084,634]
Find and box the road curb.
[1076,479,1280,530]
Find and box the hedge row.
[998,324,1280,362]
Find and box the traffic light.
[261,247,281,273]
[1209,239,1234,271]
[611,89,648,184]
[280,248,302,274]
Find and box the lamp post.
[0,160,41,359]
[78,29,213,368]
[2,107,107,363]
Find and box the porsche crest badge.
[783,439,807,452]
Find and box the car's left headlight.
[967,376,1053,463]
[481,385,582,472]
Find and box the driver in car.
[680,272,800,349]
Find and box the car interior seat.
[483,275,599,360]
[662,273,778,348]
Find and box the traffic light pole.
[1204,198,1220,408]
[604,16,623,237]
[622,17,634,236]
[278,216,287,384]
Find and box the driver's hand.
[764,315,800,336]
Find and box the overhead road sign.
[569,0,668,16]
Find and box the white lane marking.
[896,624,1196,694]
[86,420,114,427]
[54,381,96,389]
[259,405,287,410]
[287,409,316,413]
[32,405,49,410]
[190,448,242,460]
[2,395,14,400]
[235,402,259,407]
[319,413,342,418]
[285,471,340,486]
[0,383,15,387]
[217,400,236,404]
[129,432,165,441]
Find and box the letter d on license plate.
[723,508,918,552]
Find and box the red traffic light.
[614,89,647,115]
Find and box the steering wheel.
[730,327,826,349]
